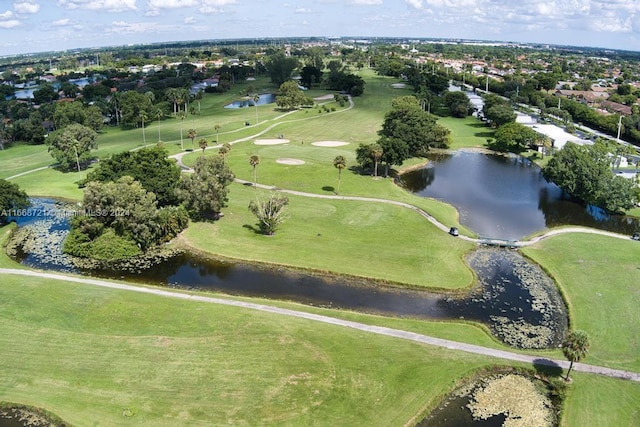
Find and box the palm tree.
[214,124,221,144]
[187,128,197,150]
[198,138,208,154]
[333,155,347,194]
[139,111,148,144]
[178,113,185,150]
[219,142,231,162]
[371,144,383,177]
[155,108,163,142]
[253,93,260,124]
[166,88,178,115]
[562,330,590,381]
[176,88,188,115]
[249,154,260,187]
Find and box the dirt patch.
[311,141,349,147]
[276,158,306,165]
[254,139,290,145]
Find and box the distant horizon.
[2,35,637,62]
[1,1,639,57]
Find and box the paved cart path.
[2,267,638,382]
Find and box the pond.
[9,78,94,100]
[8,199,567,349]
[400,151,640,240]
[224,93,276,109]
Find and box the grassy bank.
[1,272,639,426]
[521,233,640,372]
[0,273,493,426]
[181,183,475,290]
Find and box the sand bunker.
[312,141,349,147]
[391,83,406,88]
[314,94,335,100]
[254,139,290,145]
[276,158,306,165]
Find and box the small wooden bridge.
[478,238,521,248]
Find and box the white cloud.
[0,11,14,19]
[295,7,311,13]
[13,2,40,14]
[201,0,236,5]
[0,19,21,28]
[199,1,235,14]
[199,6,224,13]
[57,0,137,12]
[405,0,423,9]
[184,16,196,24]
[348,0,383,5]
[109,20,172,34]
[53,18,71,25]
[147,0,198,8]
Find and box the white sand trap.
[276,158,306,165]
[254,139,290,145]
[391,83,406,88]
[312,140,349,147]
[314,94,335,100]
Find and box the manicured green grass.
[561,374,640,427]
[1,273,638,426]
[521,233,640,372]
[0,142,55,179]
[438,116,495,150]
[0,274,494,426]
[182,183,474,289]
[8,167,86,200]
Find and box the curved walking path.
[1,267,638,382]
[236,178,634,245]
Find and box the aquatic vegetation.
[468,374,555,427]
[465,248,567,349]
[420,370,560,427]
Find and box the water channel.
[10,191,568,349]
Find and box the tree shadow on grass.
[532,358,564,378]
[242,224,263,235]
[474,130,495,139]
[322,186,335,193]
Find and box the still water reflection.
[400,151,640,240]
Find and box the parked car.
[632,232,640,241]
[449,227,459,237]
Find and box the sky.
[0,0,639,57]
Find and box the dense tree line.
[542,142,636,213]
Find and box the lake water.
[224,93,276,109]
[400,151,640,240]
[9,77,93,100]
